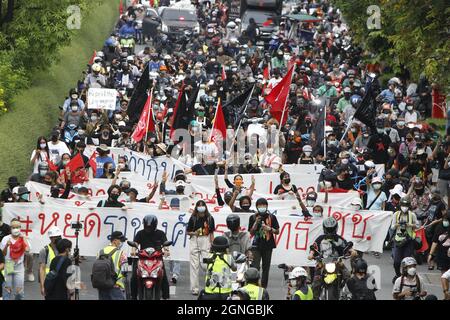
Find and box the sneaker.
[373,252,381,258]
[192,288,199,296]
[26,273,35,282]
[171,277,177,284]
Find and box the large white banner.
[2,202,392,266]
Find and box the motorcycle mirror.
[277,263,287,270]
[163,240,173,247]
[309,245,315,251]
[127,240,138,248]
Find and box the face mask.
[235,180,243,187]
[108,168,115,174]
[363,134,369,138]
[304,152,311,157]
[415,188,424,196]
[407,267,416,277]
[324,181,332,188]
[372,183,382,190]
[62,160,69,166]
[443,220,449,228]
[400,206,409,213]
[241,204,251,211]
[341,158,349,165]
[176,187,185,193]
[197,206,206,213]
[110,194,119,201]
[11,228,20,236]
[118,163,125,169]
[71,106,78,112]
[40,170,48,177]
[313,211,322,217]
[40,143,47,149]
[283,178,291,184]
[91,116,98,122]
[377,128,385,134]
[231,67,238,72]
[328,140,337,147]
[195,70,201,76]
[257,207,267,214]
[407,106,413,111]
[212,92,217,97]
[351,205,361,210]
[397,121,405,127]
[351,128,357,133]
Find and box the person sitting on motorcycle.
[241,268,269,300]
[393,257,427,300]
[60,101,83,132]
[308,217,356,298]
[131,215,170,300]
[290,267,313,301]
[62,88,85,115]
[199,236,236,300]
[345,259,377,300]
[224,214,251,256]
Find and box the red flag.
[221,65,227,80]
[119,0,124,14]
[88,50,97,65]
[263,64,270,80]
[210,98,227,143]
[265,65,294,126]
[48,160,58,172]
[262,19,273,27]
[66,153,85,173]
[416,228,429,253]
[88,152,97,177]
[131,92,154,143]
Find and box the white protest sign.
[87,88,117,110]
[3,202,392,266]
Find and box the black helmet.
[244,267,260,282]
[143,214,158,232]
[400,197,410,207]
[323,217,338,235]
[306,191,318,201]
[224,191,233,203]
[354,258,368,273]
[211,236,229,252]
[226,214,240,232]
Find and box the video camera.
[70,221,84,231]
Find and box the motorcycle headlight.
[141,269,149,278]
[194,24,200,34]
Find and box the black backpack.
[44,257,67,295]
[91,248,118,290]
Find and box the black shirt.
[346,275,377,300]
[273,184,298,195]
[285,142,303,164]
[238,164,262,174]
[0,249,4,287]
[312,234,348,258]
[186,215,215,236]
[367,134,391,164]
[45,256,72,300]
[191,163,217,175]
[0,188,14,203]
[432,225,450,268]
[0,223,11,242]
[97,199,125,208]
[134,229,168,250]
[336,177,354,190]
[248,213,280,250]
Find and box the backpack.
[44,257,67,296]
[91,248,118,289]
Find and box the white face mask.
[197,206,206,213]
[40,143,47,149]
[407,106,413,111]
[372,183,382,190]
[306,200,316,207]
[407,267,416,276]
[304,152,311,157]
[313,211,322,218]
[400,206,409,213]
[324,181,332,188]
[351,204,361,210]
[11,228,20,236]
[341,158,349,165]
[118,163,125,169]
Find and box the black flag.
[353,76,377,131]
[223,85,254,127]
[127,63,150,123]
[170,84,199,134]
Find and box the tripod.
[73,227,81,300]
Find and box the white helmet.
[48,226,62,238]
[289,267,308,279]
[227,21,237,29]
[235,18,241,24]
[96,51,105,58]
[350,197,363,207]
[401,257,417,270]
[92,63,101,72]
[302,145,312,153]
[364,160,375,168]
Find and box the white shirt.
[404,111,418,124]
[393,275,426,300]
[48,141,70,164]
[30,149,49,174]
[0,235,31,264]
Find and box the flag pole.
[339,116,354,143]
[228,84,256,155]
[144,87,154,145]
[323,102,327,157]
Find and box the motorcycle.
[127,240,173,300]
[230,251,251,291]
[63,123,81,148]
[310,241,353,300]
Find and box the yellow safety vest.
[204,253,233,294]
[45,245,57,275]
[394,211,416,240]
[102,245,125,289]
[294,286,314,300]
[242,283,263,300]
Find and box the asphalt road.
[24,250,444,300]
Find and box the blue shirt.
[379,89,395,104]
[95,156,115,178]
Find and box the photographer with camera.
[38,226,62,297]
[390,197,418,282]
[199,236,236,300]
[393,257,427,300]
[248,198,279,288]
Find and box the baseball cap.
[110,231,127,242]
